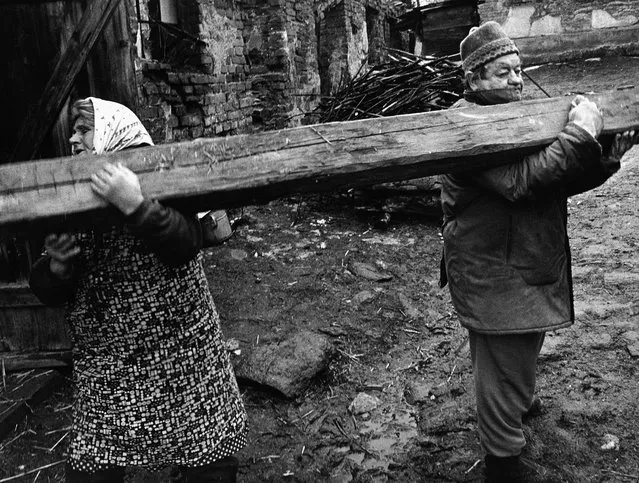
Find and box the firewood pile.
[313,49,464,123]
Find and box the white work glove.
[44,233,80,280]
[568,95,603,139]
[90,162,144,216]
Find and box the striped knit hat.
[460,21,519,73]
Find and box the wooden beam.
[10,0,122,162]
[1,89,639,229]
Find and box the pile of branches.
[314,49,464,123]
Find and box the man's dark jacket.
[440,97,615,334]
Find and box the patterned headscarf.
[88,97,154,154]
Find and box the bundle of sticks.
[313,49,464,123]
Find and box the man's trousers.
[468,330,545,457]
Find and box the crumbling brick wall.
[316,0,404,96]
[480,0,639,63]
[133,0,405,143]
[135,0,254,143]
[242,0,321,130]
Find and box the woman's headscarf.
[87,97,154,154]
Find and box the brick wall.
[479,0,639,63]
[132,0,406,143]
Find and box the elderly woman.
[29,97,247,483]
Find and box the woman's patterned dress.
[34,224,246,471]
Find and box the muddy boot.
[523,397,544,421]
[180,456,239,483]
[484,454,522,482]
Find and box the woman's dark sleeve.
[125,199,203,266]
[29,256,75,307]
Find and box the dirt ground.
[1,55,639,482]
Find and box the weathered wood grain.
[0,352,72,372]
[1,89,638,228]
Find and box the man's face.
[69,118,94,156]
[468,53,524,100]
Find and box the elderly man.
[440,21,637,481]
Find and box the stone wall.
[480,0,639,64]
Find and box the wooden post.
[10,0,123,162]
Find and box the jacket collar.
[463,88,521,105]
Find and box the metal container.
[199,210,233,247]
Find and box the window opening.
[135,0,203,64]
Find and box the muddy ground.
[1,55,639,482]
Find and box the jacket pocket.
[506,203,566,285]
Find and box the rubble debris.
[348,392,380,415]
[404,381,434,405]
[349,262,392,282]
[600,433,620,451]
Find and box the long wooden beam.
[1,89,638,230]
[10,0,122,162]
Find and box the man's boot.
[523,397,544,421]
[484,454,522,483]
[181,456,239,483]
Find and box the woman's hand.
[91,162,144,215]
[45,233,80,280]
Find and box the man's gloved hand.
[602,130,639,173]
[569,95,604,139]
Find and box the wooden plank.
[10,0,122,162]
[0,283,70,353]
[0,352,72,372]
[0,283,45,307]
[0,305,70,352]
[0,369,63,439]
[1,89,638,230]
[88,0,138,108]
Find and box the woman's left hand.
[91,162,144,215]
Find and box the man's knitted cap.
[460,21,519,73]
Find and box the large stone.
[348,392,380,415]
[232,330,333,398]
[349,261,392,282]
